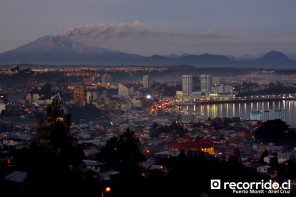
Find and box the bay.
[183,100,296,126]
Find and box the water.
[182,100,296,126]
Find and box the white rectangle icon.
[211,179,221,189]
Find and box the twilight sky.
[0,0,295,56]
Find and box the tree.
[253,119,289,144]
[25,101,85,197]
[98,129,146,167]
[97,129,147,197]
[35,100,74,153]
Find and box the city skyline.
[1,0,296,57]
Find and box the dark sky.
[1,0,295,56]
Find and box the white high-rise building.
[118,83,134,98]
[182,75,193,97]
[200,74,212,94]
[143,75,151,89]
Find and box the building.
[200,74,212,95]
[263,155,277,164]
[250,110,287,122]
[132,99,143,108]
[102,73,113,84]
[74,85,85,106]
[277,152,292,164]
[133,90,143,99]
[168,139,214,155]
[108,98,122,110]
[83,78,95,84]
[211,84,233,94]
[182,75,193,97]
[118,83,134,98]
[26,89,41,103]
[176,91,183,100]
[190,91,201,100]
[143,75,151,89]
[211,84,224,94]
[0,100,5,113]
[192,76,200,92]
[212,76,220,85]
[257,165,271,174]
[41,84,53,98]
[86,91,98,105]
[0,93,8,114]
[0,94,8,104]
[223,85,233,94]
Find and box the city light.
[101,186,111,197]
[105,187,111,192]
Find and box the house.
[4,171,27,183]
[82,159,101,174]
[83,148,99,159]
[263,155,277,164]
[277,152,292,164]
[26,89,41,103]
[267,144,286,153]
[3,171,27,195]
[100,170,120,181]
[257,165,271,174]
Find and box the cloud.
[57,21,144,40]
[57,21,234,43]
[56,21,247,55]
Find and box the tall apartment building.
[200,74,212,94]
[143,75,151,89]
[74,85,85,106]
[192,76,200,92]
[182,75,193,97]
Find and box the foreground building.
[250,110,287,122]
[168,139,214,155]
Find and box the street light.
[101,186,111,197]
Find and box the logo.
[210,179,291,194]
[272,182,279,189]
[211,179,221,189]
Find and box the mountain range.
[0,35,295,67]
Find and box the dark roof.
[4,171,27,183]
[29,89,41,95]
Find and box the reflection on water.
[183,100,296,126]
